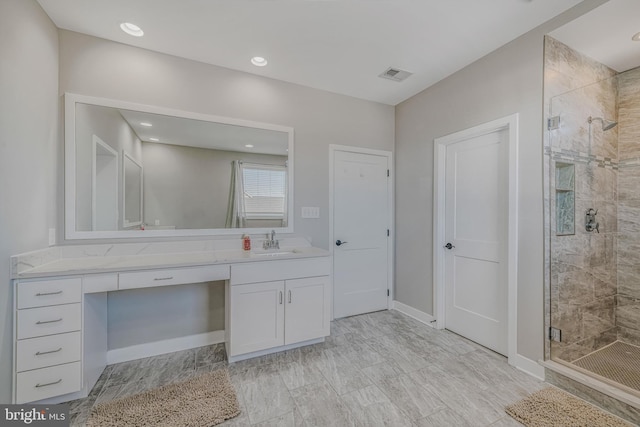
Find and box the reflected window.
[242,164,287,219]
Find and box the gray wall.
[0,0,59,404]
[59,30,394,349]
[142,143,286,229]
[394,1,607,361]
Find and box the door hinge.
[548,116,560,130]
[549,327,562,342]
[387,289,390,297]
[387,229,390,237]
[387,169,389,177]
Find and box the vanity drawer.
[83,274,118,293]
[118,265,230,290]
[17,278,82,309]
[17,304,81,340]
[16,331,81,373]
[15,362,81,404]
[231,257,330,285]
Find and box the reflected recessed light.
[140,122,152,127]
[245,144,254,148]
[251,57,268,67]
[149,138,159,142]
[633,32,640,41]
[120,22,144,37]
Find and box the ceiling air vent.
[378,67,412,82]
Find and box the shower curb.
[542,360,640,425]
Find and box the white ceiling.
[38,0,583,105]
[116,108,289,155]
[550,0,640,73]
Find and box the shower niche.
[554,162,574,236]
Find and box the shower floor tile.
[573,341,640,393]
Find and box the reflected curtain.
[225,160,247,228]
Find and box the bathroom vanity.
[10,238,331,404]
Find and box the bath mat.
[505,387,632,427]
[87,369,240,427]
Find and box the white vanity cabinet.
[227,258,331,361]
[13,277,83,404]
[11,242,331,403]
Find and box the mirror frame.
[65,93,295,240]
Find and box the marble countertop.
[14,245,330,279]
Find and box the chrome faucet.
[263,230,280,250]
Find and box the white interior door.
[93,136,118,231]
[332,148,390,319]
[444,129,508,355]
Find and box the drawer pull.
[35,290,63,296]
[35,379,62,388]
[154,277,174,281]
[36,318,63,325]
[35,348,63,356]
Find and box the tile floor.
[68,310,545,426]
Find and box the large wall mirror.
[65,93,294,240]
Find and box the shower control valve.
[585,208,599,233]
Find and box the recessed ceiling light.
[140,122,152,127]
[251,57,268,67]
[633,32,640,41]
[120,22,144,37]
[149,138,159,142]
[245,144,254,148]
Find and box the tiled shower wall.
[617,66,640,346]
[544,37,619,362]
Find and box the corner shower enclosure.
[545,36,640,396]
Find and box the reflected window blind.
[242,164,286,218]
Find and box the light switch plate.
[301,207,320,218]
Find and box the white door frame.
[329,144,394,320]
[433,114,519,365]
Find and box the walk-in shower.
[544,35,640,405]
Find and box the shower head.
[588,116,618,131]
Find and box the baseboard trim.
[107,330,225,364]
[513,354,545,380]
[392,301,437,328]
[227,337,324,363]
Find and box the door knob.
[335,240,348,246]
[444,243,455,250]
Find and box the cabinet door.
[285,276,330,345]
[230,281,285,356]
